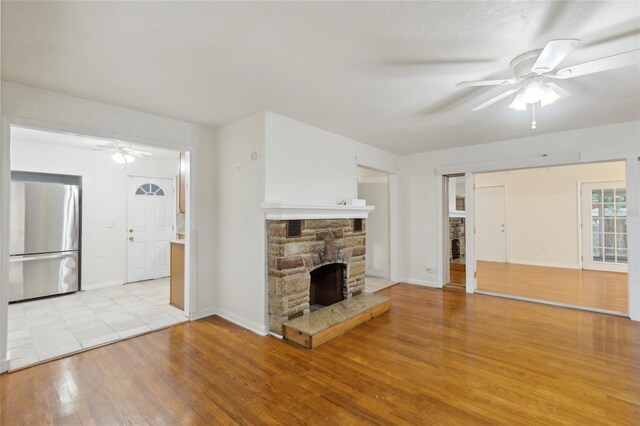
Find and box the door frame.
[125,175,176,284]
[355,162,400,283]
[473,184,507,263]
[439,173,476,291]
[0,116,198,372]
[356,165,391,279]
[436,154,639,322]
[441,173,465,286]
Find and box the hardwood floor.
[2,283,639,424]
[449,261,466,285]
[477,260,628,313]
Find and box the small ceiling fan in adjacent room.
[455,39,640,129]
[94,142,153,165]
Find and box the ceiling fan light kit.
[112,151,136,164]
[508,77,562,112]
[94,142,153,166]
[456,39,640,130]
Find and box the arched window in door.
[135,183,166,196]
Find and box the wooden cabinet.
[170,242,185,310]
[178,152,187,214]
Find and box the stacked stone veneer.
[449,217,466,261]
[267,219,366,334]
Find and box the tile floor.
[365,275,396,293]
[7,278,188,370]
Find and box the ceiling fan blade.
[456,79,516,88]
[387,58,497,67]
[553,49,640,79]
[92,145,117,151]
[123,147,152,157]
[471,88,520,111]
[545,82,571,99]
[531,39,580,74]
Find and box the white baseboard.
[175,306,270,336]
[401,278,440,288]
[215,308,268,336]
[0,358,10,373]
[366,269,389,279]
[506,259,579,270]
[81,280,124,291]
[190,306,217,321]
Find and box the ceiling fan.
[94,142,152,165]
[456,39,640,129]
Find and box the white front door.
[475,186,507,262]
[581,182,628,273]
[126,177,173,283]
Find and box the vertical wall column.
[464,173,475,293]
[626,157,639,321]
[0,120,9,372]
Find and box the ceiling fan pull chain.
[531,103,537,130]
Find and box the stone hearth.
[267,219,366,334]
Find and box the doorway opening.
[445,175,467,288]
[357,166,395,292]
[5,125,192,371]
[473,161,628,314]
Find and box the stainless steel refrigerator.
[9,171,81,302]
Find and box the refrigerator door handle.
[9,252,75,262]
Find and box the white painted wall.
[358,168,390,278]
[11,140,180,287]
[264,112,398,204]
[475,162,626,269]
[214,112,267,334]
[399,121,640,285]
[1,81,217,371]
[448,176,465,215]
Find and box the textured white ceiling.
[2,1,639,155]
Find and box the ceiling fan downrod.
[531,103,537,130]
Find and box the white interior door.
[126,177,173,283]
[475,186,506,262]
[581,182,627,273]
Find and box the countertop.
[170,239,185,245]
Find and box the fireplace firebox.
[309,263,345,311]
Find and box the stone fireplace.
[266,217,367,334]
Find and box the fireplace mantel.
[260,202,374,220]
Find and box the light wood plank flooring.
[2,283,639,424]
[449,260,466,285]
[477,260,628,313]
